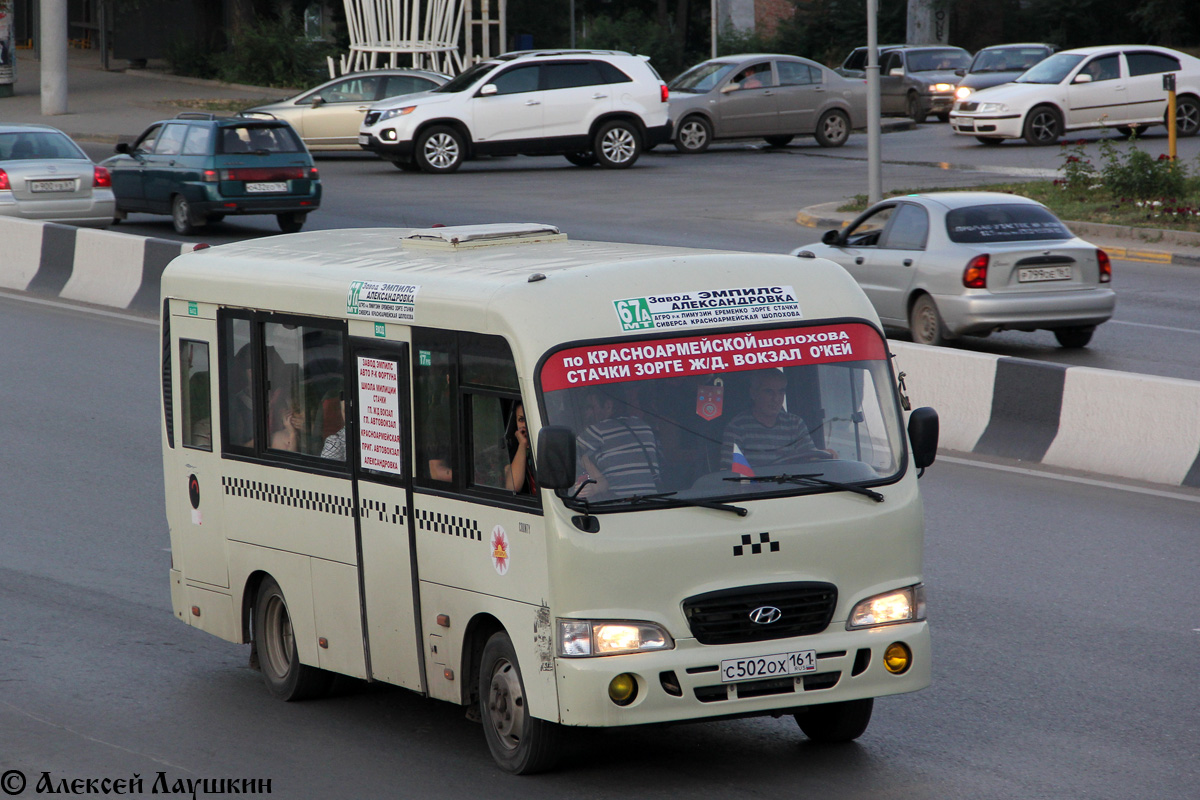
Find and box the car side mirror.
[536,426,577,490]
[1073,73,1093,84]
[311,96,325,107]
[479,84,498,96]
[889,68,904,77]
[720,83,739,93]
[822,229,843,246]
[954,68,966,77]
[907,407,939,472]
[115,142,131,154]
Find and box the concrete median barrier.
[0,216,197,314]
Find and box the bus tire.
[479,631,562,774]
[253,576,333,701]
[794,698,874,743]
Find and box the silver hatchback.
[793,193,1115,348]
[0,124,115,227]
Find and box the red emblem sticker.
[491,525,510,575]
[696,381,724,421]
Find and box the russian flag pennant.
[731,443,755,478]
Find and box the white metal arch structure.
[338,0,467,76]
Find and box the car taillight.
[219,167,305,181]
[963,254,989,288]
[660,84,669,102]
[92,165,112,187]
[309,166,319,180]
[202,169,219,183]
[1097,248,1112,283]
[0,168,9,191]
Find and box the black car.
[103,113,321,235]
[953,43,1057,104]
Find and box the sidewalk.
[0,48,291,144]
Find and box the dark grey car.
[879,46,972,123]
[953,43,1057,105]
[667,54,867,152]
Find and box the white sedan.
[792,193,1115,348]
[949,44,1200,145]
[0,124,115,227]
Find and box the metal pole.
[569,0,575,49]
[711,0,717,59]
[866,0,882,203]
[41,0,67,115]
[1165,73,1177,160]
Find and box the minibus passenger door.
[349,340,425,692]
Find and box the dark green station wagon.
[103,113,321,235]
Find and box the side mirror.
[115,142,131,154]
[822,229,843,246]
[479,84,498,96]
[536,425,577,490]
[310,96,325,107]
[888,68,904,77]
[907,407,939,471]
[1073,73,1093,84]
[954,68,966,77]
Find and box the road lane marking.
[1107,319,1200,335]
[940,455,1200,504]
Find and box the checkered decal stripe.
[415,508,481,541]
[221,476,354,517]
[733,532,780,557]
[361,498,407,525]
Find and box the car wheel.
[764,134,794,147]
[795,698,873,743]
[975,136,1004,146]
[276,212,307,233]
[1053,326,1095,348]
[814,109,851,148]
[674,116,711,154]
[564,151,598,167]
[909,294,949,346]
[415,125,466,174]
[479,631,562,774]
[936,112,950,123]
[253,576,333,701]
[1023,105,1062,146]
[1115,125,1139,138]
[171,194,201,235]
[906,93,927,124]
[1173,94,1200,137]
[595,120,641,168]
[390,157,421,172]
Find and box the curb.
[795,202,1200,266]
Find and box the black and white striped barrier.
[0,216,198,314]
[892,342,1200,489]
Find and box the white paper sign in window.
[357,356,403,475]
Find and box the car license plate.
[29,179,75,193]
[357,134,370,145]
[720,649,817,683]
[246,181,288,193]
[1018,266,1072,283]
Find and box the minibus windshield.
[539,322,906,510]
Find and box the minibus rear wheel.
[253,576,333,701]
[478,631,562,774]
[794,698,874,743]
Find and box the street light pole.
[41,0,68,115]
[865,0,882,204]
[711,0,717,59]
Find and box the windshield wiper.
[584,491,747,516]
[724,473,884,503]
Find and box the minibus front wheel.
[253,576,333,701]
[794,697,874,743]
[479,631,562,774]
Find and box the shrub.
[1096,135,1190,199]
[217,10,339,89]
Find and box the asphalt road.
[1,292,1198,799]
[82,127,1200,381]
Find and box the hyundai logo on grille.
[749,606,783,625]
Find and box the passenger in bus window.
[576,389,661,498]
[269,388,306,452]
[321,396,346,461]
[504,401,536,494]
[721,370,834,470]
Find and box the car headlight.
[977,102,1008,113]
[379,106,417,122]
[929,83,955,93]
[846,584,926,630]
[955,86,973,101]
[557,619,674,657]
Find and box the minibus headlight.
[846,584,926,630]
[557,619,674,657]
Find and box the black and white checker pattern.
[222,476,354,517]
[360,498,408,525]
[414,508,481,541]
[733,532,779,557]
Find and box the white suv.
[358,50,672,173]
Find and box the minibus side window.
[180,340,212,451]
[222,316,256,450]
[413,330,457,486]
[263,321,345,458]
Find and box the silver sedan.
[242,68,449,150]
[668,54,867,153]
[792,192,1116,348]
[0,124,115,227]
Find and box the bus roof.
[162,225,879,362]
